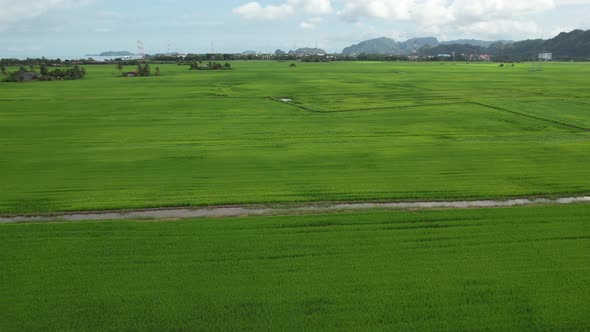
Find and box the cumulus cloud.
[300,21,316,29]
[233,0,332,20]
[296,0,333,14]
[456,19,543,37]
[300,17,325,29]
[449,0,554,22]
[0,0,93,31]
[554,0,590,4]
[335,0,555,22]
[234,0,564,37]
[337,0,412,21]
[232,2,295,20]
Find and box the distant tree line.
[2,64,86,82]
[188,61,231,70]
[0,57,99,67]
[151,53,269,62]
[2,29,588,73]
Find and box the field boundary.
[2,196,589,223]
[268,97,468,113]
[470,101,590,132]
[268,97,590,132]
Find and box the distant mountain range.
[341,30,590,60]
[341,37,510,55]
[289,48,327,55]
[440,39,513,48]
[342,37,436,55]
[87,51,135,57]
[85,29,589,61]
[420,30,590,60]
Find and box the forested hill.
[342,37,438,55]
[420,30,590,61]
[341,37,508,55]
[87,51,135,57]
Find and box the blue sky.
[1,0,589,57]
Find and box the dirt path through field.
[1,196,589,223]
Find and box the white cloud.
[300,21,316,29]
[335,0,556,23]
[411,0,454,26]
[234,0,569,39]
[232,2,294,20]
[0,0,93,31]
[455,19,543,38]
[295,0,333,14]
[449,0,554,22]
[554,0,590,4]
[300,16,325,29]
[337,0,413,21]
[233,0,333,20]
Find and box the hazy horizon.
[1,0,589,58]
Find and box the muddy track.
[1,196,589,223]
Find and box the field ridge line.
[268,97,469,113]
[470,101,590,132]
[1,196,589,223]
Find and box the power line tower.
[529,62,544,72]
[137,40,145,59]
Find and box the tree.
[223,63,231,69]
[40,63,49,76]
[137,62,150,76]
[0,64,6,75]
[189,61,200,70]
[142,63,150,76]
[69,66,84,79]
[116,63,124,73]
[155,67,161,76]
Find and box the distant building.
[538,53,553,61]
[437,54,451,58]
[479,54,491,61]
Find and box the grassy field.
[1,61,589,214]
[1,204,589,330]
[1,62,589,330]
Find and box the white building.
[538,53,553,61]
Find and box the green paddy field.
[1,61,589,214]
[1,205,589,330]
[1,61,589,331]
